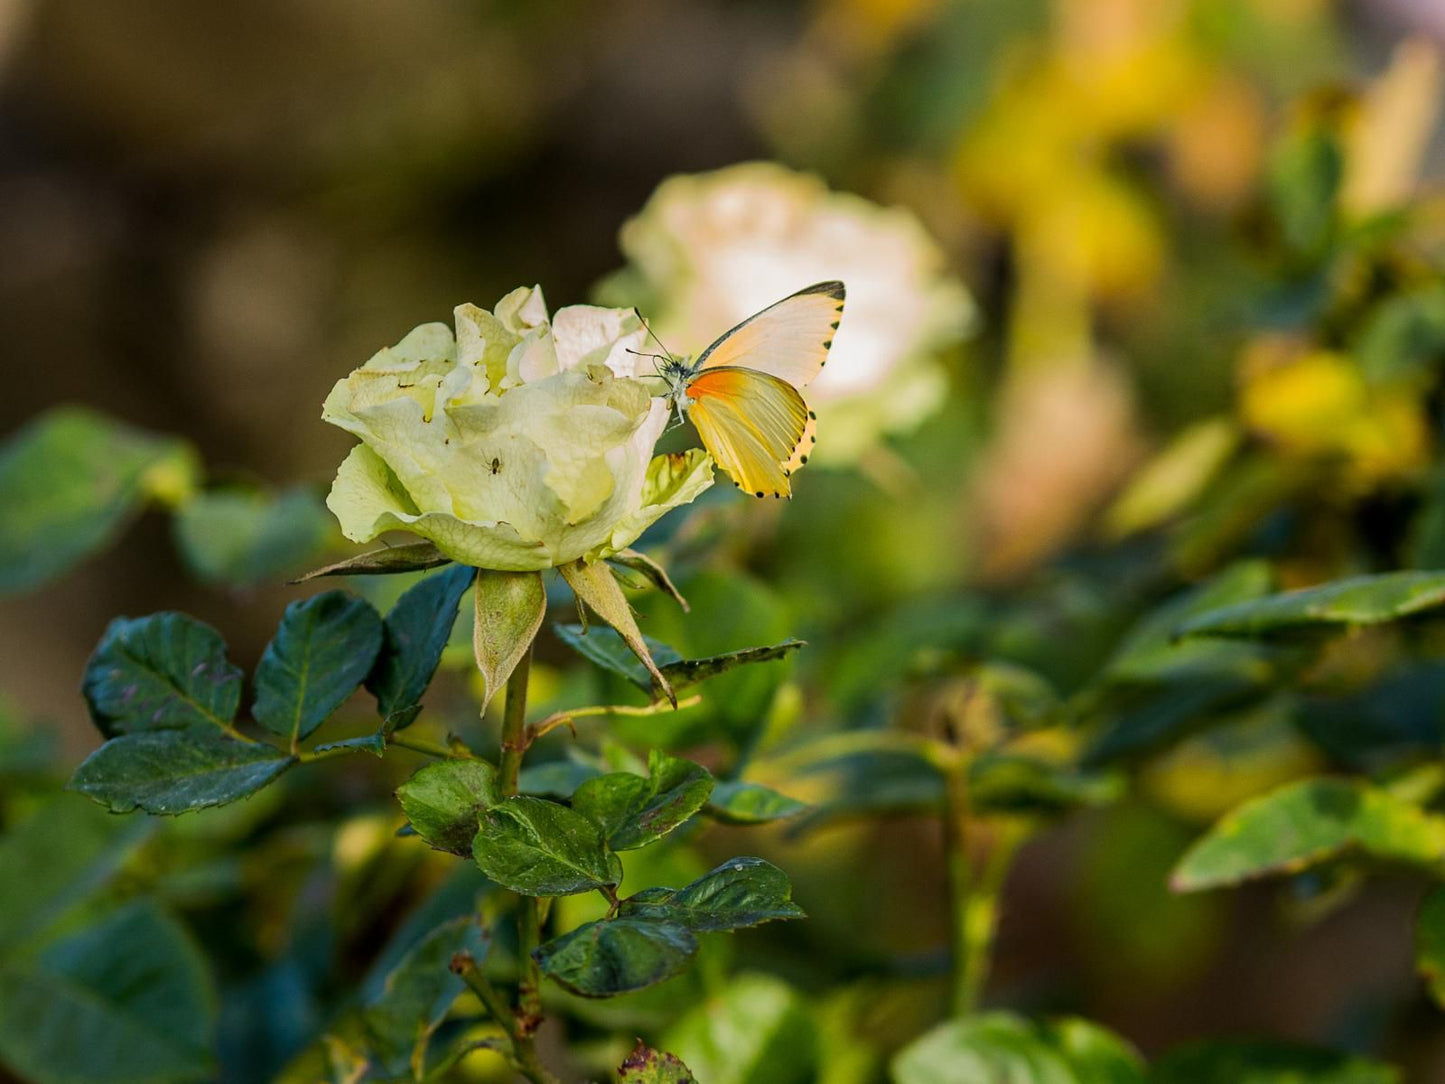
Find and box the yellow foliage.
[1238,348,1429,487]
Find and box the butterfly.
[648,281,845,499]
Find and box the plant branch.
[498,648,532,795]
[450,952,558,1084]
[525,694,701,746]
[942,751,1025,1017]
[492,647,550,1074]
[388,732,473,759]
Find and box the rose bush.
[322,286,713,571]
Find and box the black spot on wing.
[795,280,846,302]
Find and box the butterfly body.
[654,281,844,499]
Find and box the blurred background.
[6,0,1445,1080]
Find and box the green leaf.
[1355,283,1445,384]
[0,794,151,956]
[1151,1040,1399,1083]
[534,916,696,998]
[968,753,1122,814]
[313,731,387,758]
[172,487,331,587]
[619,857,804,932]
[396,759,500,856]
[777,733,944,831]
[553,624,804,695]
[291,541,452,583]
[705,780,809,824]
[82,613,243,737]
[253,591,383,745]
[1101,561,1275,686]
[1267,124,1342,258]
[0,406,197,595]
[618,1040,697,1083]
[472,796,621,896]
[572,749,714,851]
[519,758,604,798]
[662,642,806,688]
[473,569,546,713]
[891,1013,1145,1084]
[362,915,485,1079]
[69,731,297,815]
[1171,777,1445,892]
[1417,885,1445,1009]
[367,564,476,727]
[554,622,680,686]
[0,900,216,1084]
[1176,571,1445,640]
[663,972,814,1084]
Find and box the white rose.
[599,162,976,460]
[322,286,713,571]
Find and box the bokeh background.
[7,0,1445,1080]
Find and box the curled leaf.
[559,559,675,706]
[291,541,452,583]
[610,548,689,611]
[473,569,546,714]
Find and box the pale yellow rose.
[322,287,713,571]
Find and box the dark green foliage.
[891,1013,1145,1084]
[571,750,714,850]
[69,731,296,814]
[172,487,331,587]
[396,759,499,855]
[253,591,383,744]
[0,902,216,1084]
[554,623,804,695]
[367,565,477,727]
[472,796,622,896]
[82,613,243,737]
[1151,1041,1398,1083]
[534,917,696,998]
[705,780,808,824]
[618,858,804,932]
[0,407,196,595]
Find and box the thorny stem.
[450,952,558,1084]
[493,648,551,1079]
[498,649,532,795]
[389,732,473,759]
[525,694,702,746]
[943,752,1026,1018]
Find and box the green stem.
[451,952,558,1084]
[517,895,544,1025]
[944,756,1023,1017]
[493,649,550,1074]
[526,693,702,744]
[389,732,471,759]
[498,649,532,795]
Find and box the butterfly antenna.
[633,308,676,373]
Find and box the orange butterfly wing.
[687,367,811,498]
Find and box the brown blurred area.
[0,0,801,752]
